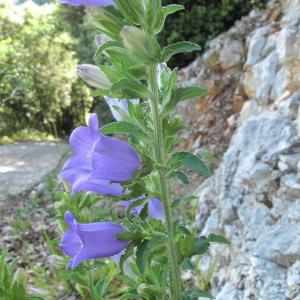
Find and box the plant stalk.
[148,64,182,300]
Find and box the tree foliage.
[160,0,267,67]
[0,2,94,137]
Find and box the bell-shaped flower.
[95,34,110,47]
[60,211,128,269]
[61,113,141,196]
[76,64,112,90]
[58,0,115,8]
[118,196,164,220]
[104,96,129,121]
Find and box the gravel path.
[0,141,68,206]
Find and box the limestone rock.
[254,224,300,267]
[175,1,300,299]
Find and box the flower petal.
[91,136,141,181]
[73,177,123,197]
[88,113,99,134]
[69,123,100,156]
[60,212,82,258]
[61,229,82,258]
[148,198,164,220]
[58,0,115,8]
[104,97,128,121]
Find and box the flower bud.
[113,0,145,25]
[94,34,110,48]
[47,255,66,270]
[87,8,124,40]
[77,64,112,90]
[13,268,27,287]
[121,26,161,64]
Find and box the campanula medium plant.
[56,0,230,299]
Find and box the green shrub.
[0,2,113,138]
[160,0,267,67]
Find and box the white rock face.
[193,1,300,299]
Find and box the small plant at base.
[53,1,230,299]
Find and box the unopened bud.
[13,268,27,288]
[113,0,145,25]
[77,64,112,90]
[87,8,124,40]
[47,255,65,270]
[121,26,161,64]
[94,34,110,48]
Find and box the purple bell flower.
[61,113,141,196]
[104,96,128,121]
[60,211,128,269]
[119,196,164,220]
[58,0,115,8]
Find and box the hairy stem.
[148,65,182,300]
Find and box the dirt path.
[0,141,68,206]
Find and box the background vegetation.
[0,0,266,140]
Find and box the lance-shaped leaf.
[100,121,148,141]
[182,289,214,300]
[164,86,207,114]
[136,237,164,274]
[114,0,145,25]
[208,234,230,245]
[163,4,184,17]
[168,152,211,178]
[155,4,184,34]
[121,26,161,64]
[194,237,210,256]
[161,42,200,62]
[94,41,122,61]
[111,79,150,99]
[87,7,125,40]
[119,241,136,273]
[144,0,164,34]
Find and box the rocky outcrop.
[179,1,300,299]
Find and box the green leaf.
[174,87,207,102]
[90,89,111,97]
[164,86,207,114]
[139,202,149,220]
[111,79,150,99]
[136,237,163,274]
[120,289,143,300]
[168,152,211,178]
[145,0,164,34]
[136,240,150,274]
[162,68,177,106]
[180,235,195,259]
[175,171,189,184]
[127,101,146,129]
[119,242,136,273]
[94,41,121,61]
[208,234,230,245]
[163,5,185,17]
[194,237,210,256]
[161,42,200,62]
[177,225,192,236]
[126,197,148,219]
[100,121,148,140]
[181,258,194,271]
[183,289,215,300]
[114,0,145,25]
[116,231,144,242]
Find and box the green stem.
[88,268,98,300]
[148,65,182,300]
